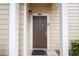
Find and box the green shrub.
[70,40,79,56]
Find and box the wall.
[19,3,24,56]
[0,4,9,56]
[49,4,60,52]
[68,3,79,40]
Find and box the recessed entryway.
[28,3,61,56]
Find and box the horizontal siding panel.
[68,12,79,14]
[68,14,79,15]
[0,40,9,43]
[0,27,9,30]
[49,4,60,50]
[19,10,24,15]
[68,9,79,11]
[0,46,9,49]
[0,4,9,56]
[68,13,79,15]
[19,15,24,20]
[68,7,79,9]
[0,20,9,24]
[0,25,9,29]
[69,19,79,21]
[0,10,9,14]
[49,40,60,43]
[0,4,9,9]
[0,52,8,56]
[0,35,9,39]
[69,27,79,30]
[69,24,79,26]
[69,37,79,40]
[50,44,60,46]
[0,31,9,34]
[69,31,79,34]
[69,33,79,35]
[0,42,8,45]
[19,25,23,29]
[19,4,24,10]
[68,3,79,49]
[0,15,9,19]
[68,3,79,6]
[68,17,79,19]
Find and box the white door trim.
[30,13,49,50]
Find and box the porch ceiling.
[29,3,52,6]
[28,3,53,13]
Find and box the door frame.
[30,13,49,50]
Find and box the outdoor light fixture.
[28,9,32,14]
[38,13,42,15]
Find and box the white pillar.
[23,3,27,56]
[60,3,69,56]
[9,3,19,56]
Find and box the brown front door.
[33,16,47,49]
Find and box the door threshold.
[33,48,47,51]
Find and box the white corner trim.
[23,3,27,56]
[47,14,49,50]
[30,14,33,50]
[9,3,19,56]
[60,3,69,56]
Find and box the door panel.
[33,16,47,48]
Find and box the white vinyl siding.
[19,3,24,56]
[68,3,79,40]
[49,4,60,54]
[0,4,9,56]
